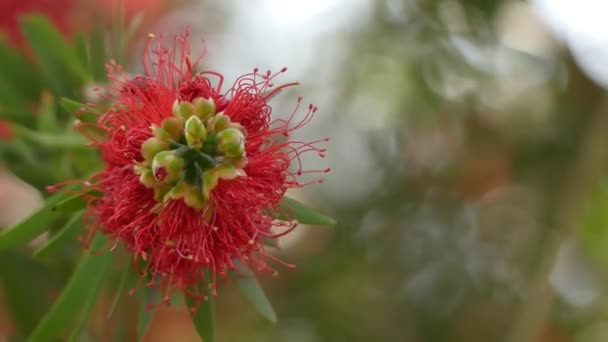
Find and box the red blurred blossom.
[92,0,170,23]
[53,30,329,304]
[0,0,76,47]
[0,120,13,141]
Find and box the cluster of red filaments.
[64,32,329,304]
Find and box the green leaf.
[60,97,100,123]
[0,74,28,109]
[51,193,87,213]
[36,93,60,133]
[88,28,107,81]
[112,1,127,65]
[60,98,85,115]
[33,211,84,258]
[235,267,277,323]
[276,196,336,226]
[11,123,88,149]
[107,260,134,319]
[20,15,90,96]
[136,285,158,342]
[0,192,73,250]
[0,251,58,335]
[186,277,215,342]
[580,180,608,265]
[27,234,115,341]
[0,35,41,100]
[67,261,109,342]
[73,33,89,74]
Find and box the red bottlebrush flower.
[62,31,329,303]
[0,0,76,47]
[92,0,169,22]
[0,119,13,141]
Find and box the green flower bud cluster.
[134,97,248,210]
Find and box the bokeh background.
[5,0,608,341]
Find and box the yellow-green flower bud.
[151,125,170,141]
[208,113,231,132]
[217,128,245,157]
[184,189,205,210]
[141,137,168,161]
[138,169,156,188]
[173,100,195,120]
[215,164,246,180]
[164,182,188,202]
[153,184,171,203]
[193,97,216,120]
[225,156,248,169]
[152,151,184,183]
[203,170,219,199]
[185,116,207,149]
[161,117,183,139]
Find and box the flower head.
[68,31,329,303]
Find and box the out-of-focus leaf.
[60,98,100,123]
[51,193,87,213]
[88,28,107,81]
[137,284,158,342]
[20,15,90,96]
[186,278,215,342]
[0,192,74,250]
[60,98,85,116]
[112,1,126,65]
[27,234,115,341]
[235,266,277,323]
[0,36,41,100]
[73,33,88,73]
[12,123,88,149]
[33,211,84,258]
[107,259,134,319]
[275,196,336,226]
[66,259,109,342]
[36,93,60,133]
[580,181,608,265]
[575,322,608,342]
[0,251,57,335]
[0,75,28,109]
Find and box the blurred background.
[5,0,608,341]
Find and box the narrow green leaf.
[67,262,109,342]
[33,211,83,258]
[276,197,336,226]
[73,33,89,73]
[36,93,60,133]
[27,234,115,342]
[60,98,85,115]
[12,123,88,149]
[0,192,72,250]
[0,35,41,100]
[137,285,158,342]
[51,194,86,213]
[60,97,100,123]
[0,251,58,335]
[107,261,134,319]
[0,74,28,108]
[88,28,107,81]
[20,15,90,96]
[235,268,277,323]
[112,1,127,65]
[186,277,215,342]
